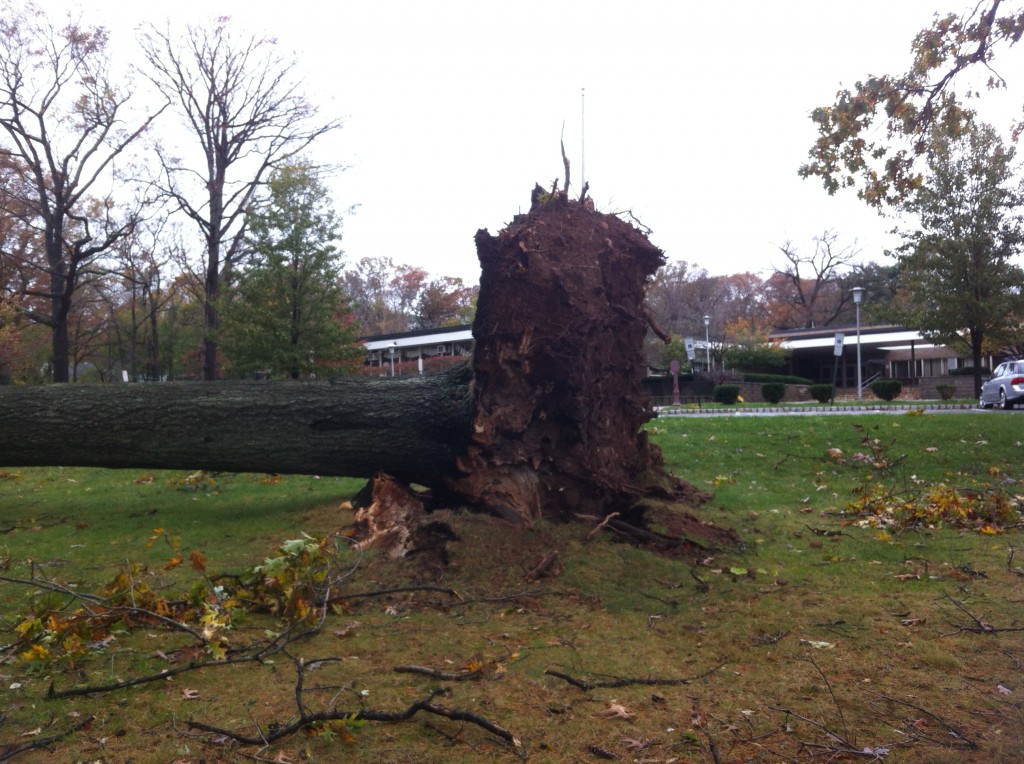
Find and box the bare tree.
[768,231,859,329]
[0,2,163,382]
[139,19,341,380]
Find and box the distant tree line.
[0,2,475,384]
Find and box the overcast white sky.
[55,1,1024,285]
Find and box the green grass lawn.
[1,413,1022,763]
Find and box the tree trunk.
[0,366,473,484]
[0,188,723,545]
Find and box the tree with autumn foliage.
[0,2,163,382]
[892,121,1024,395]
[800,0,1024,207]
[343,256,477,335]
[218,162,362,379]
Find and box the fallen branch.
[0,714,95,762]
[940,591,1024,636]
[863,688,979,750]
[524,551,560,581]
[585,512,620,542]
[188,671,526,758]
[394,665,483,682]
[544,663,723,691]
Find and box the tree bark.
[0,366,473,484]
[0,189,722,544]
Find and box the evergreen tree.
[894,122,1024,395]
[220,163,362,379]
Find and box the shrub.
[809,384,834,403]
[742,372,814,385]
[870,379,903,401]
[949,366,987,377]
[761,382,785,404]
[722,343,789,374]
[936,384,957,401]
[713,384,741,405]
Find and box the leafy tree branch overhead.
[800,0,1024,207]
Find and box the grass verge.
[1,413,1022,763]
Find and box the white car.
[979,360,1024,409]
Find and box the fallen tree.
[0,187,727,546]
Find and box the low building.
[770,324,988,387]
[362,325,474,373]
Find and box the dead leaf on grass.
[894,573,920,580]
[600,701,636,720]
[21,727,42,737]
[622,736,651,750]
[273,752,295,764]
[997,684,1013,695]
[799,639,835,649]
[334,621,362,638]
[181,688,200,700]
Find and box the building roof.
[772,325,938,352]
[362,324,473,352]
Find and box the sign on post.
[833,332,845,357]
[684,337,695,361]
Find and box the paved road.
[654,403,992,418]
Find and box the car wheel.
[1001,389,1013,410]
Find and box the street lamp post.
[703,315,711,373]
[851,287,865,401]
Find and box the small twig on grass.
[544,663,723,691]
[585,512,620,541]
[689,567,709,593]
[1007,547,1024,577]
[450,588,570,608]
[863,688,978,750]
[329,584,460,602]
[939,591,1024,636]
[795,652,851,746]
[394,665,483,681]
[524,551,560,581]
[769,707,872,758]
[0,714,95,762]
[751,630,788,646]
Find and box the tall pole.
[580,87,585,192]
[703,315,711,373]
[852,287,865,401]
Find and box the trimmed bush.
[870,379,903,401]
[712,384,741,405]
[950,366,988,377]
[809,384,834,403]
[761,382,786,404]
[936,384,957,401]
